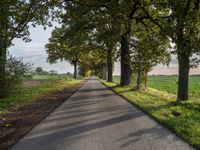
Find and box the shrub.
[3,56,33,97]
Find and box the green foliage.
[35,67,44,75]
[102,80,200,149]
[0,0,58,98]
[140,0,200,100]
[129,21,170,89]
[3,56,33,97]
[0,0,55,45]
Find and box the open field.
[114,75,200,97]
[103,75,200,149]
[0,75,82,112]
[30,74,74,80]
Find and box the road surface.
[11,78,195,150]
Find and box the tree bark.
[73,60,77,79]
[103,64,107,80]
[144,73,147,89]
[177,53,190,101]
[0,3,7,98]
[107,49,113,82]
[0,37,6,98]
[136,72,141,90]
[120,34,131,86]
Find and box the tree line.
[0,0,200,102]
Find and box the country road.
[11,78,195,150]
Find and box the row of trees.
[0,1,200,102]
[45,0,200,102]
[35,67,58,75]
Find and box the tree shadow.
[117,125,181,148]
[15,110,144,149]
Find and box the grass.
[102,76,200,149]
[114,75,200,97]
[0,75,83,112]
[30,74,74,80]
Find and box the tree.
[35,67,44,75]
[45,26,89,79]
[130,22,170,90]
[0,0,56,97]
[5,56,33,96]
[139,0,200,101]
[59,0,137,85]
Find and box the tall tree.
[130,22,170,89]
[45,27,88,79]
[139,0,200,101]
[0,0,55,97]
[60,0,140,85]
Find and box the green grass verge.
[102,80,200,149]
[0,79,83,113]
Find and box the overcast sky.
[8,25,200,75]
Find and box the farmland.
[0,75,82,112]
[114,75,200,97]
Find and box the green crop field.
[114,75,200,97]
[25,74,74,81]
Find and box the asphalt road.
[11,78,195,150]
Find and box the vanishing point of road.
[11,78,195,150]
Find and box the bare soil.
[0,81,85,150]
[22,80,47,87]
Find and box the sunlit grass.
[114,75,200,97]
[102,80,200,149]
[0,78,82,112]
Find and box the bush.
[4,56,33,96]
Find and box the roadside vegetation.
[102,76,200,149]
[114,75,200,97]
[0,74,82,112]
[1,1,200,149]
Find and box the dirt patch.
[22,80,47,87]
[0,81,85,150]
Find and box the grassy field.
[104,75,200,149]
[0,75,82,112]
[30,74,74,80]
[114,75,200,97]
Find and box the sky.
[8,25,200,75]
[9,25,74,74]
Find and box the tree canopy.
[1,0,200,102]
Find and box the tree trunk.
[136,72,141,90]
[0,40,6,98]
[177,53,190,101]
[103,64,107,80]
[120,34,131,86]
[107,49,113,82]
[73,60,77,79]
[144,73,147,89]
[0,5,7,98]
